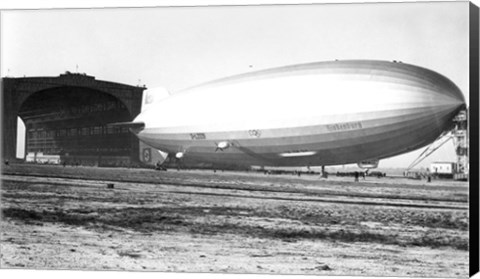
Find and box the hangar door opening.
[18,86,137,167]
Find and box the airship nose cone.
[435,76,466,111]
[427,74,466,133]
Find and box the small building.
[26,152,61,164]
[429,161,456,178]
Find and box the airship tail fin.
[139,141,168,166]
[141,87,170,112]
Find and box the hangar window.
[106,126,114,134]
[93,126,102,135]
[81,127,89,136]
[37,130,45,139]
[80,106,89,114]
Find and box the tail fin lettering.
[141,87,170,112]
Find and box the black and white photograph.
[1,0,478,278]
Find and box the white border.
[0,1,478,279]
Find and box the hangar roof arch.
[4,72,145,116]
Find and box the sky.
[1,0,470,168]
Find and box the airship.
[127,60,465,168]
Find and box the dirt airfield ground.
[0,164,469,277]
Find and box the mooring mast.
[452,109,469,180]
[405,108,469,181]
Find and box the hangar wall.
[2,72,145,166]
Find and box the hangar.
[2,72,145,166]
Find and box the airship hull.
[134,60,465,167]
